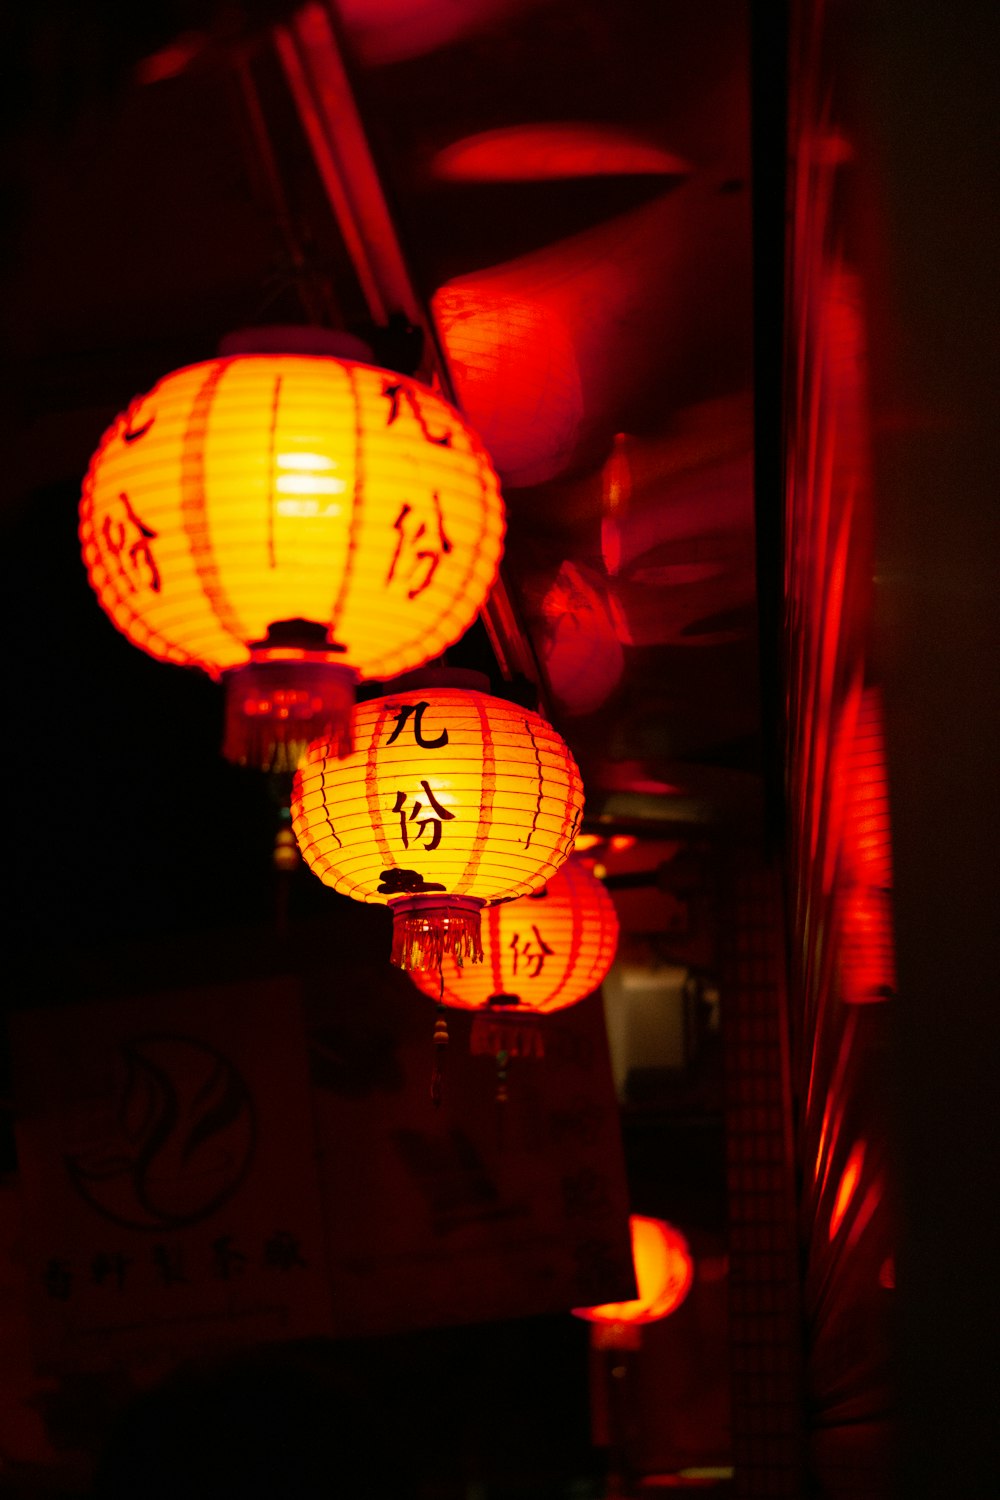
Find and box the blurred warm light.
[573,832,603,852]
[431,123,690,182]
[829,1141,866,1240]
[292,688,584,968]
[573,1215,693,1326]
[536,560,625,715]
[408,858,618,1013]
[433,284,584,486]
[81,353,504,767]
[835,687,897,1001]
[609,834,636,852]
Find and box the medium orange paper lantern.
[80,343,505,769]
[291,687,584,969]
[408,857,618,1013]
[573,1215,693,1330]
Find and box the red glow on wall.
[431,124,690,182]
[839,885,896,1004]
[829,1141,866,1240]
[843,688,894,890]
[835,688,897,1002]
[844,1176,884,1253]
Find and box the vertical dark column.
[721,853,805,1499]
[858,4,1000,1493]
[750,0,789,856]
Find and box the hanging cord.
[430,956,449,1107]
[269,775,298,939]
[495,1047,510,1106]
[494,1046,511,1150]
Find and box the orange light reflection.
[829,1140,866,1240]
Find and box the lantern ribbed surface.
[408,858,617,1012]
[292,688,584,965]
[843,688,893,891]
[79,354,505,683]
[573,1216,694,1326]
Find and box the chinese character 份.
[393,781,455,852]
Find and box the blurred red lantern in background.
[433,283,584,488]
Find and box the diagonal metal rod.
[272,1,542,691]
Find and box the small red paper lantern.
[573,1216,694,1331]
[408,858,618,1014]
[291,687,585,970]
[80,343,505,770]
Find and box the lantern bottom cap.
[222,657,359,773]
[389,894,485,971]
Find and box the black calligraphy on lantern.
[386,700,449,749]
[43,1259,73,1302]
[102,492,161,593]
[152,1243,188,1287]
[393,781,455,852]
[263,1231,307,1271]
[560,1167,613,1222]
[386,495,453,600]
[509,924,555,979]
[210,1234,248,1281]
[381,381,452,447]
[91,1251,131,1291]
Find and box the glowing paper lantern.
[573,1215,693,1329]
[408,858,618,1013]
[291,688,585,970]
[80,347,505,769]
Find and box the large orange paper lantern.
[408,857,618,1013]
[573,1215,694,1328]
[291,687,584,969]
[80,344,505,769]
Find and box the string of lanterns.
[79,329,614,1103]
